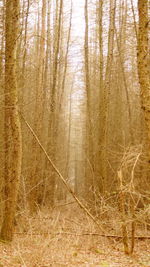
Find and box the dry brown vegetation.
[0,205,150,266]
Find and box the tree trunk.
[29,0,46,213]
[100,0,116,192]
[0,0,22,241]
[84,0,95,203]
[137,0,150,147]
[46,0,63,205]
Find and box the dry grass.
[0,204,150,267]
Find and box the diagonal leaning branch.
[20,113,106,234]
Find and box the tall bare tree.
[100,0,116,191]
[84,0,96,202]
[29,0,47,213]
[0,0,22,241]
[45,0,63,206]
[137,0,150,146]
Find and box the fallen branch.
[20,114,105,234]
[15,231,150,240]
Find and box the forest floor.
[0,203,150,267]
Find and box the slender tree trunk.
[43,0,51,93]
[51,0,63,102]
[40,0,51,206]
[115,30,133,143]
[98,0,103,91]
[100,0,116,192]
[22,0,30,78]
[0,0,22,241]
[45,0,63,206]
[58,0,72,111]
[95,0,104,193]
[130,0,138,40]
[84,0,95,202]
[29,0,47,213]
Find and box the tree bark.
[0,0,22,241]
[137,0,150,146]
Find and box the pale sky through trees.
[72,0,85,38]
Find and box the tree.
[100,0,116,191]
[29,0,47,213]
[137,0,150,147]
[84,0,96,203]
[45,0,63,206]
[0,0,22,241]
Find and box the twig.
[130,152,141,185]
[54,201,76,207]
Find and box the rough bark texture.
[137,0,150,144]
[0,0,22,241]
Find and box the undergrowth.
[0,204,149,267]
